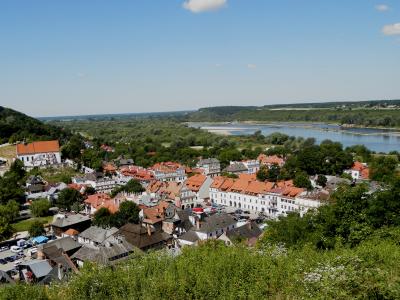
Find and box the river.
[188,122,400,153]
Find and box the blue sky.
[0,0,399,117]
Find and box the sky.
[0,0,399,117]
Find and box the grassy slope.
[1,235,400,299]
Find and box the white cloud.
[382,23,400,35]
[214,63,223,67]
[183,0,227,13]
[375,4,389,12]
[76,72,85,78]
[247,64,257,69]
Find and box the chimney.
[196,218,201,230]
[147,224,152,236]
[57,264,64,280]
[247,221,252,230]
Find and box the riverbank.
[188,122,400,153]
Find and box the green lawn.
[11,216,53,232]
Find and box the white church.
[16,140,61,168]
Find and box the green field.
[11,216,53,233]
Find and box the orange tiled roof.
[210,176,225,189]
[17,140,60,155]
[186,174,206,192]
[103,163,117,173]
[258,154,285,166]
[142,200,170,224]
[151,162,184,173]
[229,179,250,193]
[282,186,304,198]
[276,180,293,188]
[84,193,119,213]
[146,181,183,200]
[361,168,370,179]
[238,173,257,181]
[64,228,79,235]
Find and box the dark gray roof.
[38,236,81,253]
[28,184,46,193]
[79,226,118,244]
[198,158,219,165]
[0,270,15,284]
[226,223,262,240]
[71,239,135,264]
[51,214,90,228]
[178,230,199,243]
[117,223,171,250]
[196,213,236,233]
[224,162,248,173]
[21,260,53,278]
[27,175,44,185]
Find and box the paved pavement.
[0,247,35,272]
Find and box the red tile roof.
[17,140,60,155]
[258,154,285,166]
[351,161,370,179]
[186,174,207,192]
[142,201,171,224]
[84,193,119,213]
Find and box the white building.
[209,177,324,219]
[150,162,187,183]
[16,140,61,168]
[196,158,221,177]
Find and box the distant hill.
[187,100,400,127]
[0,106,70,144]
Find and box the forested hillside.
[188,103,400,128]
[0,106,70,144]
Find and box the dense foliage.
[55,188,83,211]
[0,106,70,144]
[2,236,400,299]
[93,201,140,228]
[30,199,51,217]
[264,179,400,249]
[110,179,145,197]
[27,219,45,237]
[189,106,400,127]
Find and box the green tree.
[111,179,145,197]
[293,171,312,189]
[316,174,327,187]
[62,135,84,160]
[0,176,24,205]
[0,217,14,241]
[30,199,51,217]
[0,200,20,222]
[267,164,281,181]
[116,201,140,226]
[93,207,113,228]
[8,159,26,180]
[256,165,269,182]
[369,156,398,183]
[56,188,83,210]
[28,220,45,237]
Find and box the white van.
[27,247,37,257]
[10,246,23,253]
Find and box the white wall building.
[16,140,61,168]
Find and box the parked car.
[0,246,9,252]
[0,258,7,264]
[10,246,23,253]
[4,256,15,263]
[13,260,22,267]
